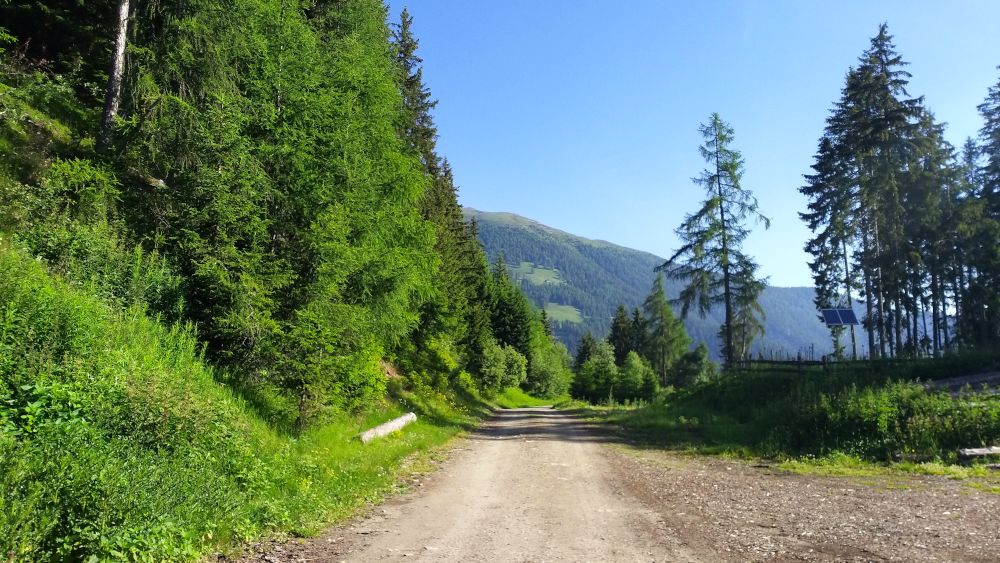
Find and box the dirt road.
[249,407,1000,562]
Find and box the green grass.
[565,360,1000,477]
[511,261,563,286]
[544,303,583,323]
[0,244,488,561]
[492,387,562,408]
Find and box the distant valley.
[465,208,866,359]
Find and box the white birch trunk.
[97,0,131,152]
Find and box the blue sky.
[387,0,1000,287]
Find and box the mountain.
[464,208,866,359]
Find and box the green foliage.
[572,341,617,403]
[0,245,486,560]
[0,1,530,558]
[658,113,769,366]
[672,342,717,387]
[642,273,691,384]
[607,305,635,365]
[620,351,658,402]
[524,317,573,398]
[572,343,658,405]
[468,208,834,360]
[492,387,556,409]
[607,355,1000,463]
[479,338,528,395]
[490,254,534,360]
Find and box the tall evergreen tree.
[490,254,533,362]
[574,332,597,371]
[392,10,474,353]
[658,113,769,366]
[800,136,857,359]
[642,274,691,384]
[607,304,634,366]
[969,68,1000,344]
[801,23,975,358]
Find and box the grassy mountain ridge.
[464,208,864,359]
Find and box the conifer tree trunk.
[716,142,735,367]
[862,229,877,358]
[843,241,858,359]
[925,274,944,357]
[941,275,951,350]
[892,291,909,357]
[97,0,131,153]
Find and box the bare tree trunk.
[97,0,132,153]
[930,271,941,356]
[862,230,877,359]
[940,275,950,351]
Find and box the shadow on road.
[468,407,622,444]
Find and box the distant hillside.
[464,208,866,359]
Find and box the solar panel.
[819,308,861,326]
[837,309,859,325]
[821,309,841,325]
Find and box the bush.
[612,357,1000,462]
[525,324,573,398]
[479,339,527,395]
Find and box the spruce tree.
[607,304,634,366]
[971,68,1000,344]
[574,332,597,371]
[642,273,691,384]
[801,136,857,359]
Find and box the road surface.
[247,407,1000,562]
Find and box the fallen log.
[958,446,1000,461]
[359,412,417,444]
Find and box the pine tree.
[574,332,597,371]
[721,256,767,362]
[969,68,1000,344]
[490,254,533,362]
[801,23,981,359]
[392,10,478,359]
[800,136,857,359]
[659,113,769,366]
[642,273,691,384]
[838,24,921,357]
[607,304,633,366]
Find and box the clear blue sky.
[387,0,1000,287]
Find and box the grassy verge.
[561,362,1000,479]
[0,245,488,561]
[492,387,563,408]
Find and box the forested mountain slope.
[465,208,864,358]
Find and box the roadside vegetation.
[582,356,1000,471]
[567,23,1000,477]
[0,2,568,560]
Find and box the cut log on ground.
[359,412,417,443]
[958,446,1000,461]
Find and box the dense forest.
[0,0,571,558]
[801,24,1000,360]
